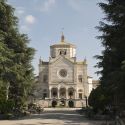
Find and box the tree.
[0,0,35,114]
[94,0,125,110]
[88,87,111,113]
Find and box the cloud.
[20,15,36,32]
[20,25,29,32]
[16,7,25,16]
[39,0,56,12]
[25,15,36,24]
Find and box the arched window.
[43,89,47,99]
[60,51,62,55]
[43,75,48,83]
[43,93,47,99]
[64,50,67,55]
[78,75,83,82]
[59,49,67,55]
[78,89,83,99]
[79,93,82,99]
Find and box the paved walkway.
[0,110,104,125]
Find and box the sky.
[7,0,105,79]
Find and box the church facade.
[34,35,98,107]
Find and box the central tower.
[50,34,76,60]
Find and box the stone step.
[44,107,81,111]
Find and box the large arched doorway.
[52,100,57,107]
[68,88,75,99]
[59,88,66,107]
[51,88,58,98]
[59,88,66,98]
[60,98,66,107]
[68,100,74,107]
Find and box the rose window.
[59,69,67,77]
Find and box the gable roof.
[50,55,74,65]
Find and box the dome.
[50,34,76,48]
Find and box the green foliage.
[0,0,35,114]
[88,87,111,113]
[91,0,125,111]
[0,99,15,114]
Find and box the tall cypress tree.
[95,0,125,107]
[0,0,35,113]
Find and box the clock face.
[59,69,67,77]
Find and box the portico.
[49,87,76,99]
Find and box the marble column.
[66,89,68,107]
[66,89,68,99]
[49,89,51,99]
[75,90,77,99]
[57,89,59,99]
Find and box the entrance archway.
[60,98,66,107]
[51,88,58,98]
[68,100,74,107]
[59,88,66,98]
[52,100,57,107]
[68,88,75,99]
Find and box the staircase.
[115,116,125,125]
[44,107,81,111]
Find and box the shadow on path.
[0,110,104,125]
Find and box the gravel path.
[0,110,104,125]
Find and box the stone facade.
[33,34,98,108]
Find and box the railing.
[114,116,125,125]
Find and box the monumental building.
[33,34,98,107]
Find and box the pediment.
[58,82,67,88]
[51,56,74,68]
